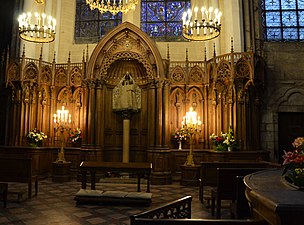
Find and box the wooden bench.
[211,167,272,219]
[0,183,8,208]
[230,175,252,219]
[199,161,281,206]
[131,219,269,225]
[0,157,38,200]
[75,161,152,205]
[130,196,268,225]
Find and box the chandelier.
[18,0,56,43]
[182,3,222,41]
[86,0,139,15]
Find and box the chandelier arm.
[86,0,138,15]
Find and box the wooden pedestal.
[52,161,72,183]
[180,164,200,186]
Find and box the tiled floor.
[0,179,230,225]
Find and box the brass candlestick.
[182,107,202,166]
[54,106,71,163]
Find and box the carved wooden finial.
[167,44,170,61]
[22,44,25,58]
[86,44,89,62]
[5,46,10,67]
[39,46,43,60]
[204,47,207,61]
[231,37,234,53]
[53,51,56,63]
[68,51,71,63]
[250,39,253,52]
[213,43,216,57]
[186,48,189,62]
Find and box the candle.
[194,6,198,20]
[209,7,213,20]
[42,13,46,26]
[197,22,200,35]
[201,7,205,21]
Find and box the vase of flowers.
[26,128,47,147]
[69,128,82,146]
[282,137,304,189]
[209,126,238,151]
[172,128,188,150]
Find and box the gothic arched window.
[140,0,190,42]
[262,0,304,41]
[74,0,122,44]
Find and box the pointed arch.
[70,66,82,86]
[170,65,186,83]
[86,22,165,82]
[41,65,52,85]
[24,62,38,81]
[189,65,204,83]
[7,62,20,84]
[55,67,67,86]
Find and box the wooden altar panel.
[170,149,270,180]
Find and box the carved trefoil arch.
[86,22,165,84]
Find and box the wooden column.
[155,80,163,146]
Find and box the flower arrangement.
[209,126,237,151]
[282,137,304,187]
[26,128,47,147]
[69,128,82,144]
[172,128,188,143]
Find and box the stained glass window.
[141,0,190,42]
[262,0,304,41]
[74,0,122,44]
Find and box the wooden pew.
[211,167,271,219]
[230,175,252,219]
[0,183,8,207]
[131,219,269,225]
[0,157,38,199]
[199,161,281,205]
[130,196,268,225]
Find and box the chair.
[211,168,269,218]
[230,175,252,219]
[0,182,8,208]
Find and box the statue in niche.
[192,92,197,109]
[113,72,141,112]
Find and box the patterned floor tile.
[0,179,231,225]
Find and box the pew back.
[130,196,268,225]
[131,218,269,225]
[0,157,38,199]
[199,161,281,203]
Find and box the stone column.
[123,117,130,163]
[121,111,132,163]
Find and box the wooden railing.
[130,195,268,225]
[130,196,192,225]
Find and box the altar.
[244,169,304,225]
